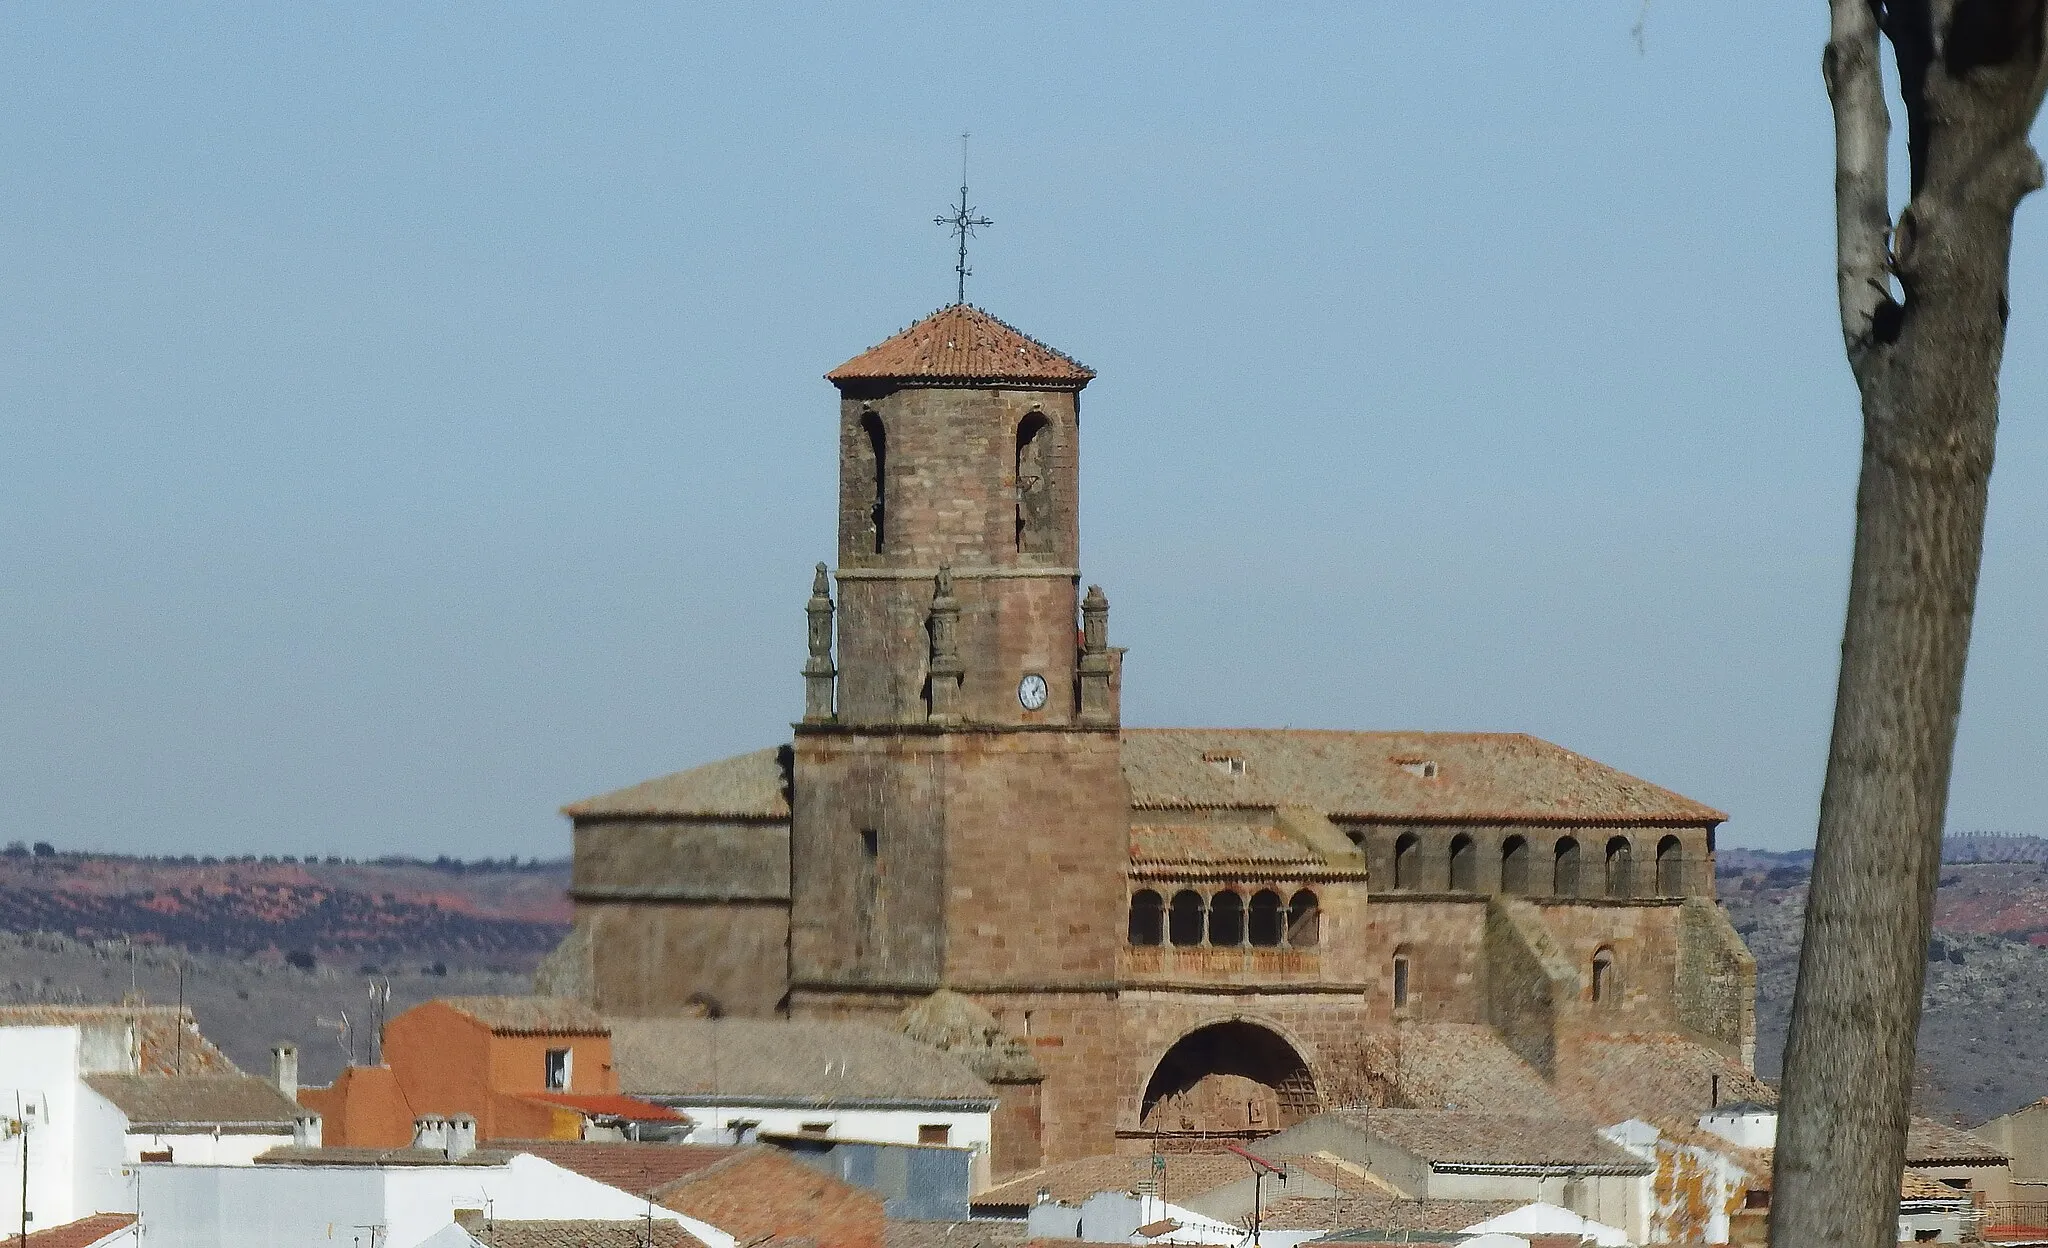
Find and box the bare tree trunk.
[1772,4,2048,1247]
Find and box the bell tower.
[788,304,1128,1162]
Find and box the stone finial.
[803,562,837,723]
[927,565,963,725]
[1079,584,1116,727]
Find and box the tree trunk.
[1772,4,2048,1247]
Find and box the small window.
[1169,890,1206,947]
[1591,948,1617,1006]
[544,1048,572,1091]
[1392,951,1411,1009]
[1914,1231,1940,1243]
[1248,890,1283,947]
[1287,889,1320,948]
[1501,836,1530,895]
[140,1149,172,1163]
[1393,832,1420,891]
[860,411,887,554]
[1554,837,1582,897]
[1449,835,1477,892]
[918,1124,951,1145]
[1203,752,1248,777]
[1743,1188,1770,1210]
[1209,891,1245,946]
[1128,890,1164,946]
[800,1121,831,1137]
[1393,756,1438,779]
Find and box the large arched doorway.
[1138,1021,1320,1139]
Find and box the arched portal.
[1138,1020,1321,1139]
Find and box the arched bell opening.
[1138,1020,1321,1138]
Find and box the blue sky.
[4,3,2043,858]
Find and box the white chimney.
[271,1043,299,1101]
[448,1114,477,1159]
[293,1113,322,1149]
[412,1115,449,1152]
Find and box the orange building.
[300,996,679,1147]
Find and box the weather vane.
[934,133,992,305]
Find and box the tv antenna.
[933,133,992,305]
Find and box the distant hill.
[0,850,571,968]
[1719,848,2048,1124]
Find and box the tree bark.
[1772,4,2048,1247]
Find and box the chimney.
[448,1114,477,1160]
[271,1043,299,1102]
[412,1115,449,1153]
[293,1113,322,1149]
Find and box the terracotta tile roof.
[652,1146,885,1248]
[1901,1170,1973,1202]
[1555,1033,1774,1128]
[22,1214,137,1248]
[1328,1109,1650,1172]
[1908,1116,2008,1165]
[885,1221,1033,1248]
[1254,1195,1521,1234]
[520,1092,683,1121]
[84,1073,300,1130]
[826,306,1093,388]
[461,1217,707,1248]
[1120,730,1724,824]
[0,1004,235,1075]
[1130,820,1335,869]
[437,996,608,1035]
[972,1153,1258,1209]
[1389,1024,1567,1117]
[565,747,793,821]
[506,1140,738,1196]
[257,1145,515,1166]
[610,1017,994,1105]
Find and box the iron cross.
[934,134,992,305]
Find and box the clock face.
[1017,673,1049,711]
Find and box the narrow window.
[1014,413,1052,553]
[1656,835,1684,896]
[544,1048,571,1091]
[1392,949,1412,1008]
[1592,948,1617,1005]
[1248,890,1284,947]
[1501,836,1530,895]
[1554,837,1581,897]
[1393,832,1419,891]
[856,828,881,961]
[1128,890,1164,946]
[1605,837,1633,898]
[1287,889,1320,948]
[1169,890,1206,947]
[1449,835,1476,892]
[1209,890,1245,946]
[860,411,887,554]
[919,1124,951,1145]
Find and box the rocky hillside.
[0,849,570,966]
[1722,838,2048,1125]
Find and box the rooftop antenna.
[933,133,992,305]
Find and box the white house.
[608,1018,996,1159]
[133,1148,734,1248]
[0,1011,318,1239]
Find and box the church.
[538,303,1758,1176]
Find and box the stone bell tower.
[788,304,1129,1162]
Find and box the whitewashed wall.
[132,1153,734,1248]
[122,1129,292,1166]
[675,1103,991,1152]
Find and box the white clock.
[1017,673,1049,711]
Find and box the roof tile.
[826,306,1093,388]
[85,1073,300,1130]
[437,996,608,1035]
[565,747,793,821]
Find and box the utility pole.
[18,1094,29,1248]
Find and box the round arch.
[1138,1018,1322,1137]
